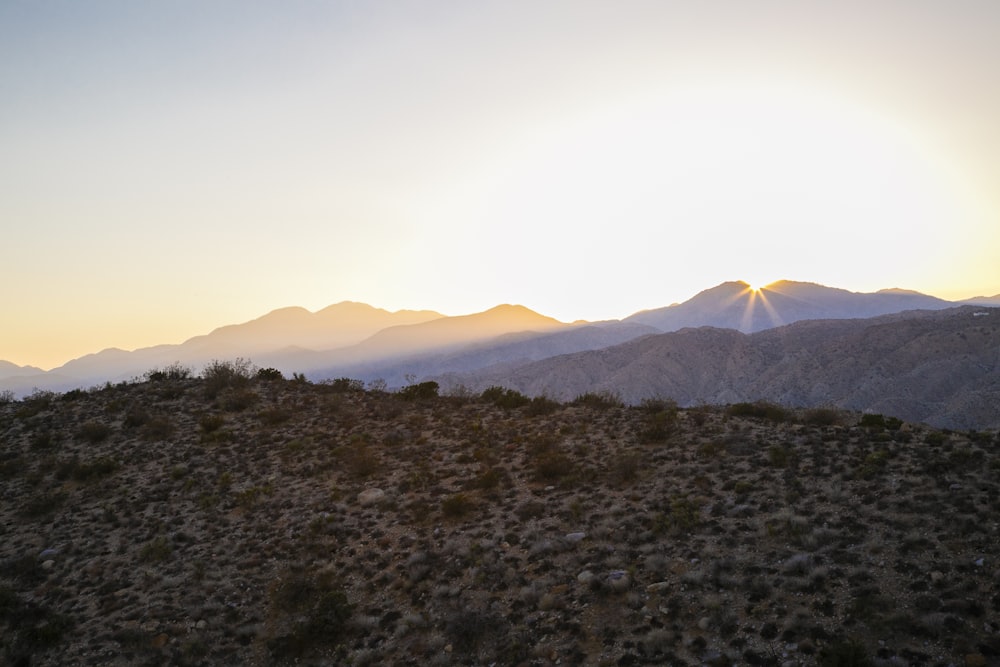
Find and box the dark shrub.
[727,401,791,422]
[481,386,530,409]
[398,381,439,400]
[572,391,624,410]
[77,420,111,443]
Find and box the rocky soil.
[1,372,999,666]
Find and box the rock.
[41,559,55,570]
[577,570,595,584]
[195,620,207,629]
[606,570,630,592]
[564,531,586,543]
[646,581,670,593]
[150,633,169,648]
[357,488,386,506]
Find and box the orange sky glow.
[1,2,998,369]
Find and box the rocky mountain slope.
[2,374,998,666]
[441,307,1000,430]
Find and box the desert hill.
[1,374,998,665]
[440,307,1000,430]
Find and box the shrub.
[525,395,560,416]
[0,389,15,404]
[267,569,353,660]
[139,535,172,563]
[818,638,872,667]
[654,496,700,535]
[398,381,439,401]
[534,451,573,482]
[76,420,111,443]
[256,367,284,381]
[145,362,192,382]
[481,386,530,409]
[803,407,843,426]
[572,390,624,410]
[202,358,254,398]
[441,492,475,519]
[324,377,364,393]
[726,401,791,422]
[220,388,257,411]
[199,413,226,433]
[639,407,679,444]
[141,416,174,440]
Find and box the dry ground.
[1,373,998,666]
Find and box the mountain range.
[3,280,999,428]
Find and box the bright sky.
[2,1,998,369]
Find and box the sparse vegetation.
[0,372,996,665]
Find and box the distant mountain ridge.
[2,280,999,427]
[625,280,954,332]
[441,306,1000,429]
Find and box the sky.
[2,1,999,370]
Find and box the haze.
[2,1,998,369]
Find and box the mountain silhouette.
[625,280,952,332]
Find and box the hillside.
[2,374,999,666]
[444,307,1000,430]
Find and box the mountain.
[296,304,572,380]
[2,281,997,404]
[443,306,1000,429]
[0,303,445,395]
[300,320,658,388]
[961,293,1000,306]
[625,280,952,332]
[0,360,44,380]
[182,302,444,355]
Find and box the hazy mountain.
[445,307,1000,429]
[625,280,952,333]
[0,360,44,380]
[302,320,658,388]
[0,303,445,395]
[960,293,1000,306]
[2,281,996,403]
[181,302,444,355]
[296,304,573,380]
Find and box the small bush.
[803,407,842,426]
[398,381,439,400]
[481,386,530,409]
[441,492,475,519]
[202,358,254,398]
[818,638,872,667]
[572,391,624,410]
[324,377,365,393]
[199,413,226,433]
[139,535,172,563]
[76,421,111,443]
[727,401,791,422]
[268,569,353,660]
[256,367,284,381]
[525,395,560,416]
[145,362,192,382]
